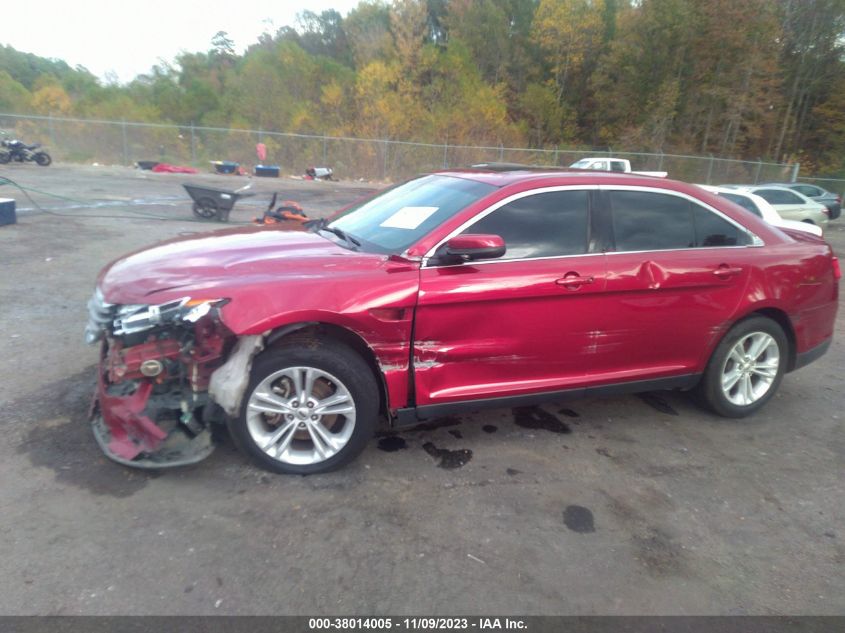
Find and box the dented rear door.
[595,187,753,381]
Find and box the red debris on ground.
[151,163,199,174]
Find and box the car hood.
[98,225,385,304]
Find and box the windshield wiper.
[312,218,361,250]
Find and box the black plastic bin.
[255,165,280,177]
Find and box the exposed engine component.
[85,288,233,468]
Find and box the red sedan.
[85,168,840,474]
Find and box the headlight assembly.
[113,298,228,336]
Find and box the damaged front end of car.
[85,288,235,468]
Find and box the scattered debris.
[305,166,335,181]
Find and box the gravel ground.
[0,164,842,615]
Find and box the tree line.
[1,0,843,176]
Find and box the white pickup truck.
[569,157,667,178]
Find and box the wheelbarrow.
[182,183,254,221]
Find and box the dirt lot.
[0,164,843,615]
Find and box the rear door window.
[609,190,746,251]
[610,161,627,172]
[692,205,745,247]
[462,190,590,260]
[609,191,694,251]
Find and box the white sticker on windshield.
[379,206,439,230]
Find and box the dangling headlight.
[113,298,228,336]
[84,291,228,344]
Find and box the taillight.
[833,256,842,281]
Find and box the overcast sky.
[0,0,360,83]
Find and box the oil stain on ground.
[558,408,580,418]
[377,435,408,452]
[422,442,472,469]
[512,407,572,434]
[11,365,158,497]
[638,392,679,416]
[563,505,596,533]
[448,429,463,439]
[482,424,498,433]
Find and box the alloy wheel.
[245,366,356,465]
[720,332,780,406]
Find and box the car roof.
[436,167,666,188]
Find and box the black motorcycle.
[0,138,52,166]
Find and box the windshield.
[328,175,496,253]
[570,159,591,168]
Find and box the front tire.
[695,316,788,417]
[34,152,52,166]
[227,340,379,474]
[192,198,218,219]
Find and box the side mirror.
[433,234,506,265]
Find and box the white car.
[700,186,823,236]
[738,185,829,231]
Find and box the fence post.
[753,158,762,184]
[190,122,196,163]
[382,139,389,181]
[498,143,504,161]
[706,154,714,184]
[657,151,665,172]
[48,113,55,147]
[554,145,559,166]
[442,142,448,169]
[322,133,328,165]
[790,162,800,182]
[121,119,128,166]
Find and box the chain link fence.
[0,112,806,186]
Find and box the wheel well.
[749,308,797,371]
[266,322,389,416]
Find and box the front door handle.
[556,272,595,289]
[713,264,743,279]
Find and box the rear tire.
[227,339,379,474]
[0,152,9,164]
[695,316,788,418]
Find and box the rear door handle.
[556,273,595,289]
[713,265,743,279]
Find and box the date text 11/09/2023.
[308,618,527,630]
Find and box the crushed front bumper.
[91,366,215,469]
